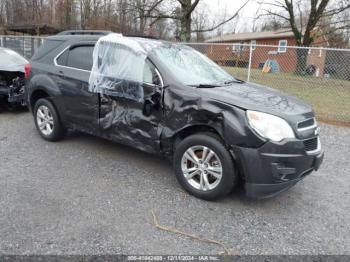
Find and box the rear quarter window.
[56,49,69,66]
[31,39,63,60]
[66,45,94,71]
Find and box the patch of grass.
[223,67,350,123]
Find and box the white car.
[0,47,29,107]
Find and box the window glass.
[278,40,287,53]
[89,34,146,101]
[143,60,161,86]
[232,42,244,53]
[251,40,256,50]
[67,45,94,71]
[152,45,236,86]
[56,49,69,66]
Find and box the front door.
[99,60,163,153]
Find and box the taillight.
[24,64,31,79]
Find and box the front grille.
[298,118,315,129]
[303,137,318,152]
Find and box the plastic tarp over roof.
[0,48,28,72]
[89,33,151,102]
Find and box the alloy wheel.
[181,145,223,191]
[36,105,54,136]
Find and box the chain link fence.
[188,43,350,126]
[0,36,349,125]
[0,35,43,59]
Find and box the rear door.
[55,43,99,130]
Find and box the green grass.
[223,67,350,124]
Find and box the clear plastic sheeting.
[89,33,147,101]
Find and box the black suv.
[26,31,324,200]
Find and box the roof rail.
[57,30,112,36]
[125,34,159,40]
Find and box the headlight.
[246,110,295,142]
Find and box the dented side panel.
[98,92,161,153]
[158,85,265,156]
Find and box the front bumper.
[232,138,324,199]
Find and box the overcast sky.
[199,0,273,36]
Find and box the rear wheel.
[34,98,66,141]
[174,133,237,200]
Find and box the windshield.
[151,44,236,86]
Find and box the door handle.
[58,71,65,78]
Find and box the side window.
[56,49,69,66]
[232,42,244,53]
[251,40,256,50]
[66,45,94,71]
[143,60,162,86]
[278,40,288,53]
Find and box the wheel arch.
[30,88,65,130]
[29,88,51,111]
[27,72,62,112]
[166,124,226,156]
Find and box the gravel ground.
[0,109,349,255]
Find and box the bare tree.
[145,0,201,41]
[126,0,165,34]
[145,0,250,41]
[262,0,350,72]
[0,0,5,26]
[0,0,251,40]
[193,0,249,34]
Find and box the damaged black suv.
[26,31,324,200]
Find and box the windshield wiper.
[189,84,222,88]
[189,80,244,88]
[222,79,245,85]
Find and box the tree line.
[0,0,349,45]
[0,0,249,41]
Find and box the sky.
[200,0,274,36]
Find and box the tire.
[34,98,66,141]
[173,133,237,200]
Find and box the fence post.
[31,37,35,58]
[247,42,253,82]
[0,36,3,47]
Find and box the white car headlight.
[246,110,295,142]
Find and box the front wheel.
[34,98,66,141]
[174,133,237,200]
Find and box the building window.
[278,40,287,53]
[251,40,256,50]
[232,42,244,53]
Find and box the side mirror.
[143,99,154,116]
[143,90,161,116]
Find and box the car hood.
[198,81,314,119]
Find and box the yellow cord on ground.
[151,211,231,255]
